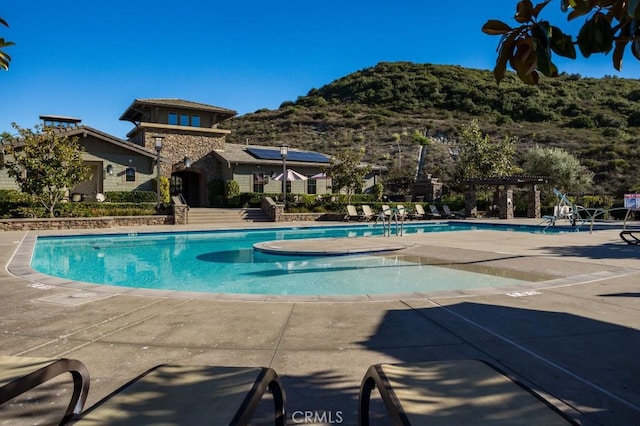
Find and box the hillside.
[224,61,640,197]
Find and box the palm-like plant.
[1,17,15,71]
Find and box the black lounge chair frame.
[359,360,578,425]
[0,356,90,425]
[620,230,640,245]
[74,364,286,425]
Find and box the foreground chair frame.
[359,360,577,425]
[73,364,286,425]
[620,230,640,245]
[0,355,90,425]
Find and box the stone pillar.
[528,186,541,218]
[173,205,189,225]
[465,190,477,218]
[498,188,514,219]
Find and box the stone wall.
[0,216,173,231]
[260,196,343,222]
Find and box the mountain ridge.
[225,61,640,196]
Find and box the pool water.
[31,223,552,296]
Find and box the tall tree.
[0,17,14,71]
[483,0,640,85]
[2,124,91,217]
[454,120,519,182]
[522,145,593,194]
[326,147,371,204]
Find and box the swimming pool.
[31,222,556,296]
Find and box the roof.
[57,125,159,159]
[214,143,386,171]
[39,115,82,123]
[119,98,237,122]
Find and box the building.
[1,99,383,205]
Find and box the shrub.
[225,180,241,207]
[104,191,156,203]
[0,189,32,203]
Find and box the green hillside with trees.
[225,61,640,198]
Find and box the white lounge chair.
[411,204,426,219]
[361,205,375,221]
[345,204,361,221]
[396,205,408,220]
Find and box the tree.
[2,124,91,217]
[326,147,371,204]
[384,165,415,195]
[454,120,519,182]
[522,145,593,194]
[0,17,14,71]
[482,0,640,85]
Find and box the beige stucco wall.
[230,164,331,194]
[79,136,156,193]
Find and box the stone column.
[498,188,514,219]
[528,186,541,218]
[173,205,189,225]
[465,190,477,218]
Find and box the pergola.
[463,176,550,219]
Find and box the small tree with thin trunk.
[2,124,91,217]
[326,147,371,204]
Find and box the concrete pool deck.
[1,219,639,424]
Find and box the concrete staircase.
[186,208,272,225]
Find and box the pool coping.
[7,223,640,304]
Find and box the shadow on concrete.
[358,302,640,425]
[598,292,640,298]
[539,242,640,260]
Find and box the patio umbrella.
[272,169,308,181]
[310,172,328,179]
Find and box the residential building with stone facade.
[0,98,383,206]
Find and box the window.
[253,173,266,193]
[307,178,317,194]
[125,167,136,182]
[168,112,200,127]
[171,175,183,193]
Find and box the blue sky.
[2,1,640,139]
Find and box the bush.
[225,180,241,207]
[0,189,32,203]
[105,191,156,203]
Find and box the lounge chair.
[427,204,442,219]
[411,204,427,220]
[442,204,466,219]
[381,204,393,218]
[0,355,90,425]
[345,204,361,221]
[359,360,576,425]
[620,230,640,245]
[361,205,375,221]
[73,365,286,425]
[396,205,408,220]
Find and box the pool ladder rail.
[375,207,405,237]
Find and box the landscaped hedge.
[104,191,157,203]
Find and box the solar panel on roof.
[246,147,330,163]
